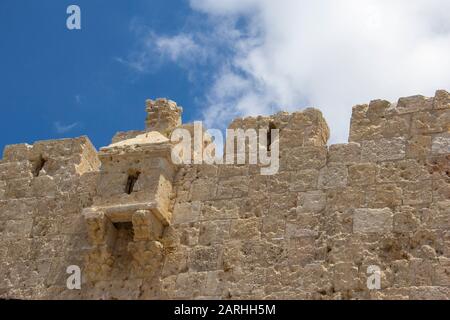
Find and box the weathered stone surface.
[396,95,433,114]
[318,164,348,189]
[348,163,377,186]
[361,138,406,162]
[406,135,432,160]
[434,90,450,110]
[1,92,449,300]
[353,208,393,234]
[173,201,201,225]
[411,109,450,135]
[328,143,361,164]
[432,133,450,155]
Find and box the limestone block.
[84,245,115,281]
[348,163,376,186]
[200,200,240,221]
[285,108,330,142]
[173,201,201,225]
[297,191,326,213]
[425,155,450,180]
[349,104,370,140]
[285,222,318,239]
[84,212,117,247]
[196,164,219,179]
[282,146,327,171]
[367,184,402,208]
[0,199,36,222]
[408,286,450,300]
[1,219,33,239]
[0,161,33,180]
[432,133,450,155]
[31,175,57,198]
[239,193,269,218]
[190,178,217,201]
[287,237,316,267]
[379,114,411,139]
[376,159,431,183]
[367,99,391,119]
[202,270,225,297]
[326,187,365,211]
[257,240,287,267]
[406,135,432,160]
[332,262,360,292]
[132,210,163,241]
[361,138,406,162]
[0,180,5,200]
[128,240,164,278]
[145,98,182,136]
[396,95,433,114]
[434,89,450,110]
[411,109,450,135]
[328,143,361,164]
[318,164,348,189]
[401,181,433,206]
[95,173,127,197]
[4,178,32,199]
[261,215,286,239]
[434,257,450,286]
[408,259,435,286]
[269,192,297,214]
[432,178,450,202]
[230,218,261,240]
[30,215,61,237]
[175,223,199,246]
[188,245,222,272]
[173,272,208,299]
[393,206,420,234]
[284,169,319,192]
[216,176,249,199]
[269,169,319,193]
[161,246,189,277]
[198,220,231,245]
[420,200,450,230]
[322,210,353,235]
[353,208,393,234]
[217,165,248,178]
[2,143,33,162]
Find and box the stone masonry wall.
[0,91,449,300]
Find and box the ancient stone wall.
[0,91,449,300]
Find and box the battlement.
[0,90,449,300]
[145,98,183,137]
[350,90,450,143]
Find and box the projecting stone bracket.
[84,211,117,281]
[83,205,167,281]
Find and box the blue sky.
[1,0,450,152]
[0,0,203,151]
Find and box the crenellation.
[0,90,449,300]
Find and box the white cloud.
[54,121,79,134]
[116,27,205,74]
[156,34,203,62]
[132,0,450,143]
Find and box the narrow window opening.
[32,155,47,177]
[113,221,133,233]
[267,122,277,151]
[125,171,140,194]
